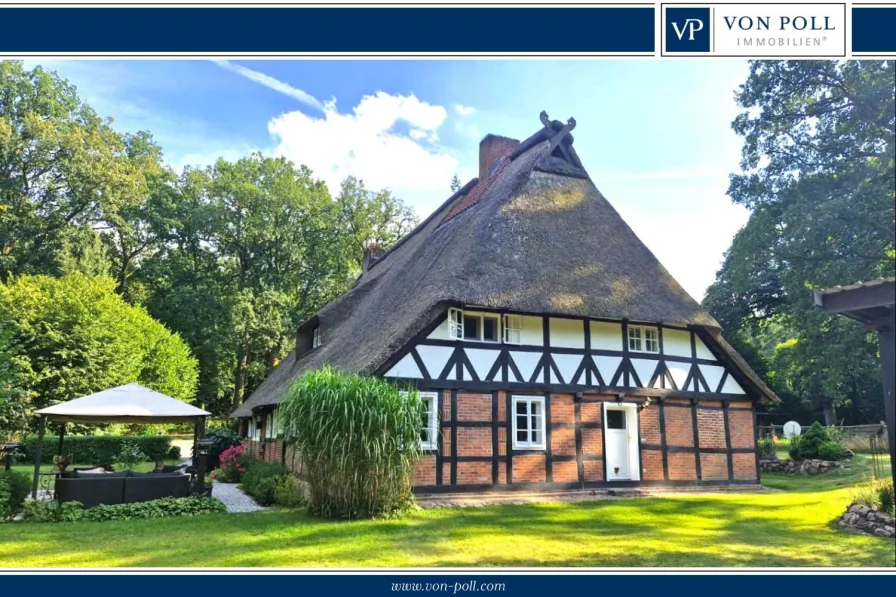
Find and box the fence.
[760,423,889,450]
[759,423,891,476]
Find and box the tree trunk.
[822,399,837,426]
[232,344,248,409]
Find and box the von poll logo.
[665,7,711,52]
[663,4,846,57]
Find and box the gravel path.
[212,481,268,513]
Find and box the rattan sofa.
[55,469,191,508]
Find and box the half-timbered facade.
[232,113,778,493]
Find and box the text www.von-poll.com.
[391,581,506,594]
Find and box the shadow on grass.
[2,489,893,568]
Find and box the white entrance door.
[604,403,640,481]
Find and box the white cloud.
[454,103,476,116]
[212,60,325,112]
[268,91,459,197]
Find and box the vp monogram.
[671,18,705,41]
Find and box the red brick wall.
[728,407,756,449]
[412,454,437,486]
[664,403,695,447]
[639,406,661,445]
[697,408,726,449]
[457,392,491,422]
[732,452,757,480]
[513,454,546,483]
[641,449,664,481]
[700,453,728,481]
[247,388,757,492]
[668,451,698,481]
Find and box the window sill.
[512,445,546,451]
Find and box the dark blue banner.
[852,6,896,53]
[0,7,655,54]
[1,574,896,594]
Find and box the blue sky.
[24,59,752,301]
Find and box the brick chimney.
[479,134,520,181]
[363,244,386,272]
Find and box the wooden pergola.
[814,277,895,489]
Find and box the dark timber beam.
[814,281,895,317]
[30,416,46,499]
[815,278,895,491]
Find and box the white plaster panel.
[416,345,454,379]
[663,328,691,358]
[590,321,622,351]
[553,354,583,385]
[385,354,422,379]
[549,318,585,349]
[592,355,622,384]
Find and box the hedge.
[20,435,172,465]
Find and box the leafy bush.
[278,367,421,519]
[22,497,226,523]
[817,441,845,461]
[0,274,198,432]
[81,497,226,521]
[22,499,85,522]
[853,478,895,515]
[273,475,307,508]
[115,441,148,471]
[788,422,845,461]
[0,470,30,518]
[216,444,247,483]
[757,437,776,458]
[166,445,182,461]
[201,428,242,469]
[21,435,171,465]
[251,476,280,506]
[241,458,285,502]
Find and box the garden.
[1,369,893,567]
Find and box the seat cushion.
[75,470,130,478]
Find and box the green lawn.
[1,455,893,568]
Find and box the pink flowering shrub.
[216,445,247,483]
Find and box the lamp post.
[194,437,215,497]
[2,443,22,472]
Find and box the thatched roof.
[233,119,774,417]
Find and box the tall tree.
[450,173,461,193]
[335,176,418,271]
[0,62,150,277]
[704,60,895,425]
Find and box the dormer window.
[312,326,321,348]
[628,325,659,354]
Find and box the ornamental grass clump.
[278,367,423,519]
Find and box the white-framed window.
[419,392,438,450]
[512,395,546,450]
[504,314,522,344]
[401,391,439,450]
[628,325,659,354]
[448,309,502,343]
[448,308,463,340]
[312,326,322,348]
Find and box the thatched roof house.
[234,114,776,492]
